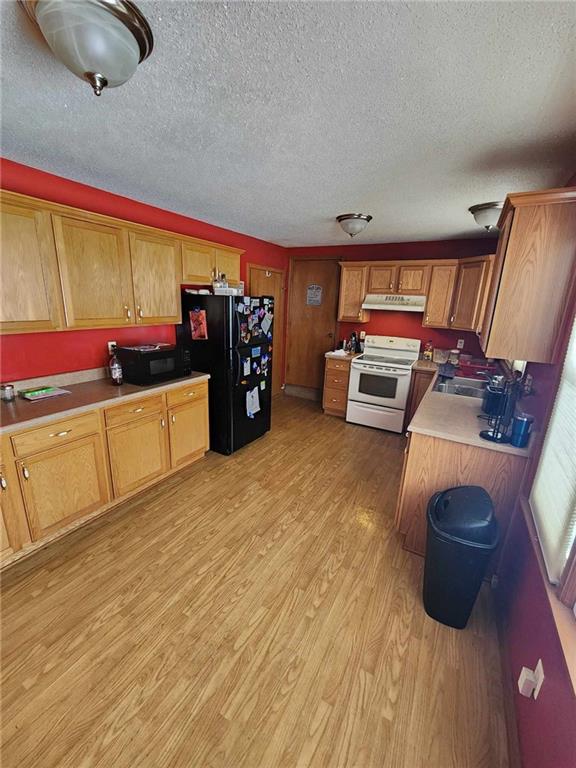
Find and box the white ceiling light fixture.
[19,0,153,96]
[336,213,373,238]
[468,201,504,232]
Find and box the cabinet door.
[404,370,434,427]
[181,242,216,284]
[52,215,135,328]
[107,414,169,498]
[214,248,241,285]
[480,211,513,351]
[338,265,369,322]
[450,258,491,331]
[423,265,458,327]
[0,460,32,559]
[168,398,209,468]
[17,435,110,541]
[129,231,181,324]
[0,200,64,333]
[367,264,398,293]
[397,264,430,295]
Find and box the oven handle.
[351,364,411,376]
[350,402,403,414]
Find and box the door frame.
[246,263,286,396]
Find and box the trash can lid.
[430,486,496,545]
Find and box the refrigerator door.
[234,295,274,348]
[232,342,272,451]
[178,293,234,352]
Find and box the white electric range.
[346,335,421,433]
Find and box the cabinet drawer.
[11,411,100,458]
[326,358,351,373]
[165,381,208,408]
[324,371,349,390]
[323,387,348,412]
[104,394,165,428]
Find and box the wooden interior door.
[450,258,491,331]
[247,264,286,396]
[423,264,458,327]
[286,259,340,390]
[17,436,110,540]
[129,231,181,324]
[367,264,397,293]
[107,414,169,498]
[52,215,134,328]
[397,264,430,295]
[181,242,216,284]
[0,201,64,333]
[168,399,209,468]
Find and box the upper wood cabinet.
[338,264,370,322]
[367,264,397,293]
[0,198,64,334]
[481,188,576,363]
[450,256,493,332]
[181,242,243,285]
[423,264,458,327]
[129,231,181,324]
[397,264,430,295]
[52,215,135,328]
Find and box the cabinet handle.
[0,475,7,490]
[124,304,131,320]
[49,429,71,438]
[357,311,362,318]
[389,282,393,290]
[171,414,176,424]
[186,391,196,397]
[137,306,144,318]
[333,379,341,383]
[398,282,402,289]
[160,418,165,428]
[331,398,339,402]
[131,407,144,413]
[425,314,429,323]
[22,465,30,480]
[450,315,455,324]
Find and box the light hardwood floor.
[1,396,509,768]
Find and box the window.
[529,316,576,586]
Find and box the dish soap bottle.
[109,344,123,386]
[423,340,433,361]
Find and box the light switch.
[518,659,545,699]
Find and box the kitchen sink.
[433,376,487,399]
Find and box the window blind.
[529,316,576,584]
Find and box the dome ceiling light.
[468,201,504,232]
[19,0,154,96]
[336,213,373,238]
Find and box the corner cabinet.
[182,241,243,285]
[338,264,370,322]
[481,187,576,363]
[423,256,493,332]
[0,197,65,334]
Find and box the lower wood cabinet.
[17,434,110,540]
[107,413,170,497]
[322,356,353,417]
[0,458,31,559]
[168,399,210,467]
[404,369,435,428]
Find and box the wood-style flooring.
[1,396,509,768]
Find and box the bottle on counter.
[423,340,434,361]
[109,344,123,386]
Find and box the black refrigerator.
[176,291,274,455]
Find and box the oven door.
[348,361,412,410]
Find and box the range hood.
[361,293,426,312]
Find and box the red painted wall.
[0,158,290,381]
[288,239,497,357]
[497,511,576,768]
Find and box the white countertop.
[408,372,532,457]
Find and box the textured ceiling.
[1,1,575,246]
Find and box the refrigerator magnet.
[243,359,250,376]
[260,380,266,390]
[251,347,261,357]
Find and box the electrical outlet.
[107,341,117,355]
[359,331,366,340]
[518,659,545,699]
[456,338,465,350]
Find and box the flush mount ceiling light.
[19,0,153,96]
[468,201,504,232]
[336,213,373,238]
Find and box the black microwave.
[115,344,191,385]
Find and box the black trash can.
[423,485,499,629]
